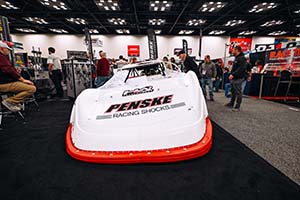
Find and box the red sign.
[127,45,140,57]
[229,38,252,53]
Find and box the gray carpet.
[206,92,300,184]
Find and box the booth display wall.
[11,34,87,59]
[12,34,277,60]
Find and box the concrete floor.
[206,91,300,184]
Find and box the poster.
[229,37,252,53]
[127,45,140,57]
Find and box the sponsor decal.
[106,95,173,113]
[96,101,186,120]
[122,86,154,97]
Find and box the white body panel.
[70,65,208,151]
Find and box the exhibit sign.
[147,29,158,60]
[253,41,300,53]
[275,37,297,49]
[229,37,252,53]
[174,48,192,55]
[127,45,140,57]
[84,38,103,47]
[67,51,88,59]
[266,47,300,62]
[183,39,188,54]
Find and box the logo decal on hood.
[122,86,154,97]
[106,95,173,113]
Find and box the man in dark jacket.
[96,51,110,87]
[0,41,36,112]
[177,50,201,80]
[225,46,246,111]
[214,61,223,92]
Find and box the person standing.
[199,55,216,101]
[116,55,127,68]
[96,51,110,87]
[0,41,36,112]
[177,50,201,80]
[214,61,223,92]
[163,56,173,70]
[223,67,231,98]
[225,46,247,112]
[242,57,252,94]
[47,47,63,98]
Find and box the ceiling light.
[94,0,120,11]
[261,20,284,27]
[248,2,278,13]
[186,19,206,26]
[178,30,194,35]
[0,1,19,9]
[85,29,100,34]
[116,29,130,34]
[224,20,245,27]
[294,9,300,14]
[149,1,172,11]
[38,0,69,10]
[24,17,48,25]
[268,31,287,36]
[15,28,36,33]
[49,28,68,33]
[199,2,226,12]
[66,18,87,25]
[154,30,162,34]
[107,18,126,25]
[148,19,166,26]
[209,30,225,35]
[296,24,300,28]
[238,30,257,35]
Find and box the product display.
[66,61,212,164]
[63,60,93,98]
[248,45,300,100]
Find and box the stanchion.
[259,74,264,99]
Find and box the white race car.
[66,61,212,164]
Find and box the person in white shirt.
[47,47,63,98]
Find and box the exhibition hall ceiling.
[1,0,300,36]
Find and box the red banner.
[127,45,140,57]
[229,38,252,53]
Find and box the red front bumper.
[66,117,213,164]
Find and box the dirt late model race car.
[66,61,212,164]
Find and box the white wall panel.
[11,34,86,59]
[252,36,275,47]
[201,36,230,59]
[11,34,281,61]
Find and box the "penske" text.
[105,95,173,113]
